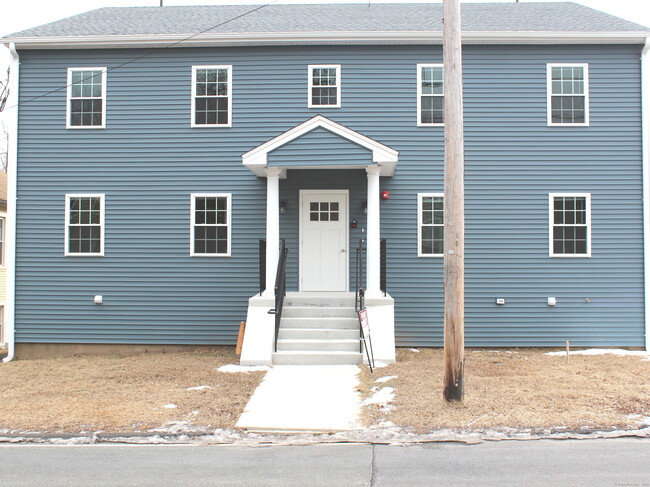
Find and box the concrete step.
[276,338,360,352]
[282,306,358,318]
[280,316,359,330]
[272,351,363,365]
[284,294,356,307]
[277,328,360,340]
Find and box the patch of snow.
[162,404,178,409]
[217,364,271,373]
[375,375,397,383]
[186,385,213,391]
[363,386,395,410]
[48,437,93,445]
[372,361,390,368]
[408,348,419,353]
[546,349,650,358]
[149,421,213,435]
[1,422,649,446]
[629,415,650,427]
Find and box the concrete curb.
[0,426,648,446]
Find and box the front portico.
[239,116,398,366]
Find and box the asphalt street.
[0,438,648,486]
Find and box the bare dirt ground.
[0,348,264,433]
[359,348,650,431]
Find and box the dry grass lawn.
[0,348,264,433]
[360,348,650,431]
[1,347,648,434]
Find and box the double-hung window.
[418,193,444,257]
[549,193,591,257]
[65,194,104,256]
[190,194,231,256]
[547,64,589,126]
[308,65,341,108]
[191,66,232,127]
[67,68,106,128]
[417,64,444,126]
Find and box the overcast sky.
[1,0,649,121]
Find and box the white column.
[264,167,281,296]
[366,166,381,295]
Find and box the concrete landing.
[235,365,362,433]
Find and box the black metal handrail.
[380,238,387,297]
[268,239,288,352]
[355,238,365,313]
[259,239,266,296]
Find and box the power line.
[1,1,280,112]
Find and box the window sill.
[547,123,590,127]
[64,253,104,257]
[190,253,231,257]
[549,254,591,258]
[66,126,106,130]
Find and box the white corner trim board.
[642,37,650,352]
[3,43,18,363]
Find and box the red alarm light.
[381,191,390,200]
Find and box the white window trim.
[307,64,341,108]
[66,67,107,129]
[190,193,232,257]
[418,192,444,257]
[417,64,444,127]
[190,65,233,128]
[549,192,591,258]
[547,63,590,127]
[64,193,105,257]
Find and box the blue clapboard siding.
[269,127,373,167]
[14,43,645,347]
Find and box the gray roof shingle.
[5,2,648,39]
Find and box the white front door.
[300,190,348,291]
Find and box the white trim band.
[5,31,650,49]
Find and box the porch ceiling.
[241,115,399,177]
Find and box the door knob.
[341,249,346,253]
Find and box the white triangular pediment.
[242,115,398,176]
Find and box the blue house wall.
[14,43,645,347]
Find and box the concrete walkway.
[236,365,362,432]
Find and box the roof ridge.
[5,2,648,42]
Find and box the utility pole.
[442,0,465,402]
